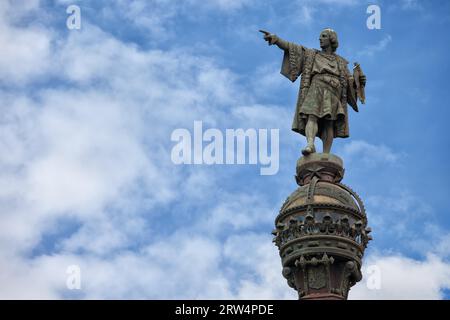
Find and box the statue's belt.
[312,73,342,90]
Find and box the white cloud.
[0,0,291,298]
[0,20,241,257]
[198,194,275,236]
[0,0,448,301]
[0,2,52,85]
[223,233,297,299]
[296,5,315,26]
[0,231,296,299]
[73,0,255,40]
[3,227,450,300]
[357,35,392,57]
[351,253,450,299]
[249,63,287,98]
[406,225,450,261]
[198,0,254,11]
[291,0,359,26]
[337,139,401,167]
[231,104,292,130]
[365,190,434,244]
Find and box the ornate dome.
[280,181,362,214]
[272,153,372,300]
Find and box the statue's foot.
[302,145,316,156]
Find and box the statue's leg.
[322,120,334,153]
[302,115,317,156]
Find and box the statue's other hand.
[359,75,366,86]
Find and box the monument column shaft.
[273,154,371,300]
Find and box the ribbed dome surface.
[281,181,360,213]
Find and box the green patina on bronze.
[261,28,372,300]
[260,28,366,156]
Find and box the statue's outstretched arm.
[274,37,289,50]
[260,30,305,82]
[259,30,289,50]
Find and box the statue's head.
[319,28,339,52]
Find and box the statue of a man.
[260,28,366,156]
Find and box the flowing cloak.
[280,42,358,138]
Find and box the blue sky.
[0,0,450,299]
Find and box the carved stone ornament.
[274,154,371,300]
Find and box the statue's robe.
[280,42,358,138]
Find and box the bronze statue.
[260,28,366,156]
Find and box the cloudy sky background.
[0,0,450,299]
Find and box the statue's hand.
[259,29,277,45]
[359,75,366,87]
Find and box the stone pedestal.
[273,153,372,300]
